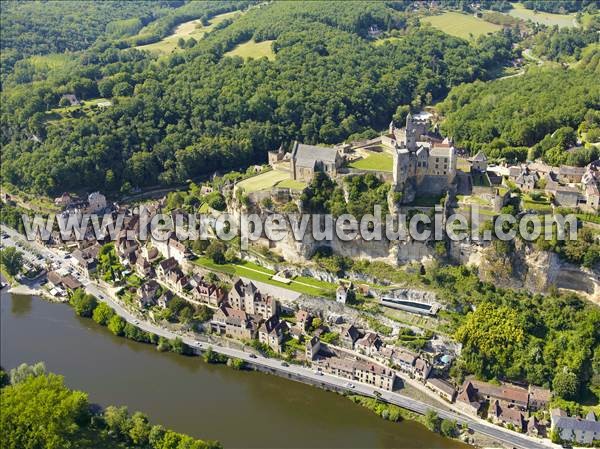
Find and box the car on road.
[281,361,289,367]
[133,320,139,325]
[249,354,257,358]
[345,382,355,389]
[313,370,323,376]
[64,254,71,259]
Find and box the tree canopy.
[0,365,221,449]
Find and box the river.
[1,290,469,449]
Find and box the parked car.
[281,361,289,367]
[249,354,257,359]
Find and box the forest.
[0,1,181,79]
[0,1,515,195]
[438,64,600,164]
[1,1,598,194]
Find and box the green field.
[27,53,75,70]
[46,97,112,122]
[236,169,289,193]
[225,39,275,61]
[276,178,307,191]
[521,193,553,213]
[373,36,401,46]
[507,3,575,28]
[349,150,393,172]
[422,12,502,40]
[191,258,336,296]
[135,11,242,54]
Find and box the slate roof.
[292,142,338,168]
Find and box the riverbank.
[28,284,476,447]
[0,225,555,449]
[1,291,468,449]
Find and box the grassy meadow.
[135,11,243,54]
[225,39,275,61]
[507,3,575,28]
[422,12,502,40]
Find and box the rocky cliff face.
[450,239,599,301]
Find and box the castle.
[267,112,456,198]
[388,113,456,195]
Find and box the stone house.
[258,315,288,353]
[211,306,258,341]
[489,400,526,432]
[305,336,321,361]
[455,381,482,416]
[227,279,277,320]
[391,350,417,373]
[457,379,529,412]
[318,357,396,391]
[87,192,107,214]
[135,256,153,278]
[550,409,600,445]
[190,279,225,307]
[354,332,383,357]
[294,309,313,332]
[336,284,348,303]
[414,357,431,380]
[426,377,456,402]
[71,245,99,277]
[528,385,551,411]
[138,280,161,308]
[558,165,585,183]
[469,151,488,173]
[339,324,361,350]
[156,257,178,279]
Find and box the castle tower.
[406,112,417,152]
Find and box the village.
[2,111,599,447]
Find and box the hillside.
[0,1,514,195]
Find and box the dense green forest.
[0,363,221,449]
[438,64,600,164]
[0,1,181,78]
[528,18,600,61]
[521,0,598,13]
[0,1,515,196]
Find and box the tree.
[129,412,151,446]
[553,369,579,400]
[92,302,114,325]
[0,247,23,276]
[107,315,125,336]
[69,288,97,318]
[441,419,458,437]
[170,337,186,355]
[227,358,246,370]
[0,372,89,449]
[424,409,440,433]
[9,362,46,384]
[206,241,227,264]
[104,405,131,437]
[455,303,525,379]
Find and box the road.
[1,225,556,449]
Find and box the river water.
[1,290,468,449]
